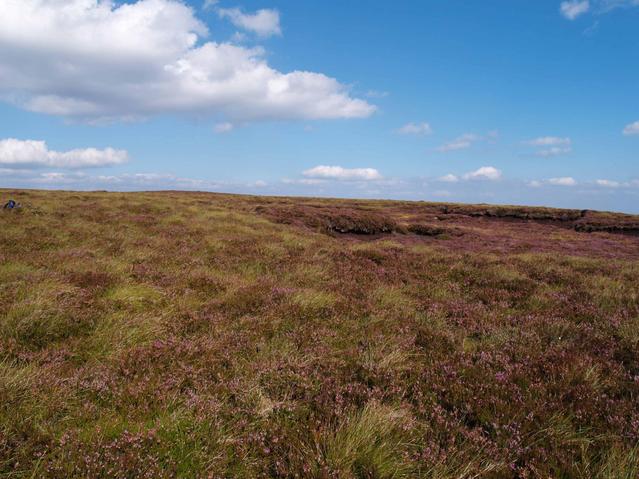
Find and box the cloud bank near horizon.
[0,138,128,169]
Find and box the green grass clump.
[106,283,164,311]
[318,402,414,478]
[1,281,90,348]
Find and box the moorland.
[1,189,638,478]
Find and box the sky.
[0,0,638,213]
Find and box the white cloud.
[538,147,572,157]
[0,169,264,191]
[231,31,248,43]
[525,137,572,157]
[0,139,128,169]
[596,179,620,187]
[397,122,432,136]
[217,7,281,37]
[560,1,590,19]
[303,165,383,181]
[438,174,459,183]
[623,121,639,136]
[96,172,229,190]
[0,0,374,123]
[560,0,639,19]
[463,166,502,181]
[436,133,481,152]
[214,122,234,134]
[526,136,571,146]
[529,178,634,189]
[31,171,88,184]
[282,178,326,185]
[203,0,218,10]
[548,177,577,186]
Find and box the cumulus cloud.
[435,167,501,182]
[560,1,590,19]
[303,165,383,181]
[0,139,128,169]
[397,122,432,136]
[0,0,374,123]
[623,121,639,136]
[596,179,620,187]
[217,7,281,37]
[463,166,502,181]
[548,177,577,186]
[438,174,459,183]
[436,133,481,152]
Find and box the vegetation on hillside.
[1,189,638,478]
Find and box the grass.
[317,402,414,478]
[1,188,639,478]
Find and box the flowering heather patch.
[1,189,639,478]
[256,204,397,235]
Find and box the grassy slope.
[1,189,638,478]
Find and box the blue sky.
[0,0,638,212]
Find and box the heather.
[1,189,638,478]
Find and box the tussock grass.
[1,280,90,347]
[105,283,164,311]
[316,402,414,478]
[292,289,337,316]
[82,311,165,360]
[0,361,41,407]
